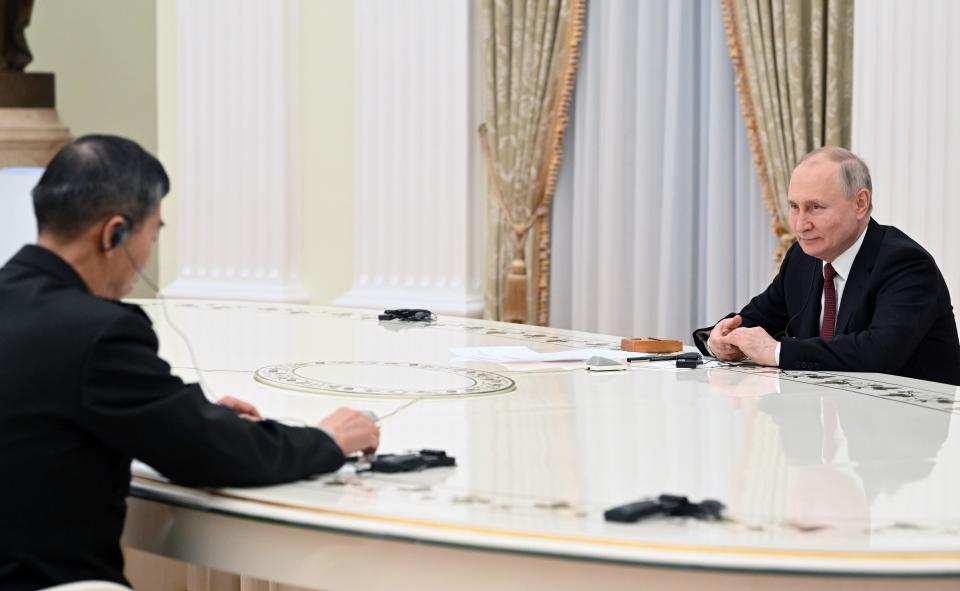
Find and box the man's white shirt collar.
[825,223,869,280]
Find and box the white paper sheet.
[450,346,642,363]
[449,358,587,372]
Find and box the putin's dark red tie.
[821,263,837,340]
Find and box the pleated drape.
[550,0,778,340]
[722,0,855,261]
[479,0,584,323]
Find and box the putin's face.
[787,157,870,262]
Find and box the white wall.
[851,0,960,530]
[336,0,484,317]
[299,1,356,306]
[28,0,159,298]
[156,0,483,311]
[851,0,960,304]
[158,0,359,305]
[163,1,307,303]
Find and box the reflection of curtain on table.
[723,0,855,261]
[479,0,584,324]
[550,0,777,340]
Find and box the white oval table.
[121,300,960,590]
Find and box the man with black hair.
[0,135,380,589]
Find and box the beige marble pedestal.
[0,71,70,167]
[0,107,70,167]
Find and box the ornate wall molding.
[162,0,307,303]
[335,0,483,317]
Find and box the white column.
[852,0,960,305]
[335,0,484,317]
[162,0,307,302]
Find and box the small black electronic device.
[603,500,662,523]
[627,351,703,367]
[675,355,702,369]
[101,216,132,251]
[604,494,725,523]
[370,454,425,473]
[353,449,456,473]
[627,351,702,363]
[379,308,436,322]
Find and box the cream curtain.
[722,0,854,260]
[479,0,583,323]
[550,0,777,340]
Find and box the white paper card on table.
[449,359,586,372]
[450,346,638,363]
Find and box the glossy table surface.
[124,300,960,583]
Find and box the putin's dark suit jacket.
[0,245,346,590]
[696,219,960,385]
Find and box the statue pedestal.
[0,72,71,167]
[0,108,71,167]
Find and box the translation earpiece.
[102,217,132,251]
[108,224,130,250]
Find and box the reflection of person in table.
[0,135,380,590]
[757,391,949,531]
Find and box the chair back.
[39,582,132,591]
[0,167,43,265]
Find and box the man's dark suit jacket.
[695,219,960,385]
[0,245,346,590]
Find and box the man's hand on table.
[218,396,263,421]
[726,326,778,367]
[217,397,379,455]
[707,315,747,361]
[320,407,381,456]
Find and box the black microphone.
[774,260,820,340]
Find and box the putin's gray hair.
[797,146,873,204]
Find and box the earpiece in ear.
[109,224,130,249]
[105,218,132,250]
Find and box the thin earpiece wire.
[120,245,215,400]
[121,243,418,426]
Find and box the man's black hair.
[32,135,170,239]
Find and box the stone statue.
[0,0,35,72]
[0,0,70,167]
